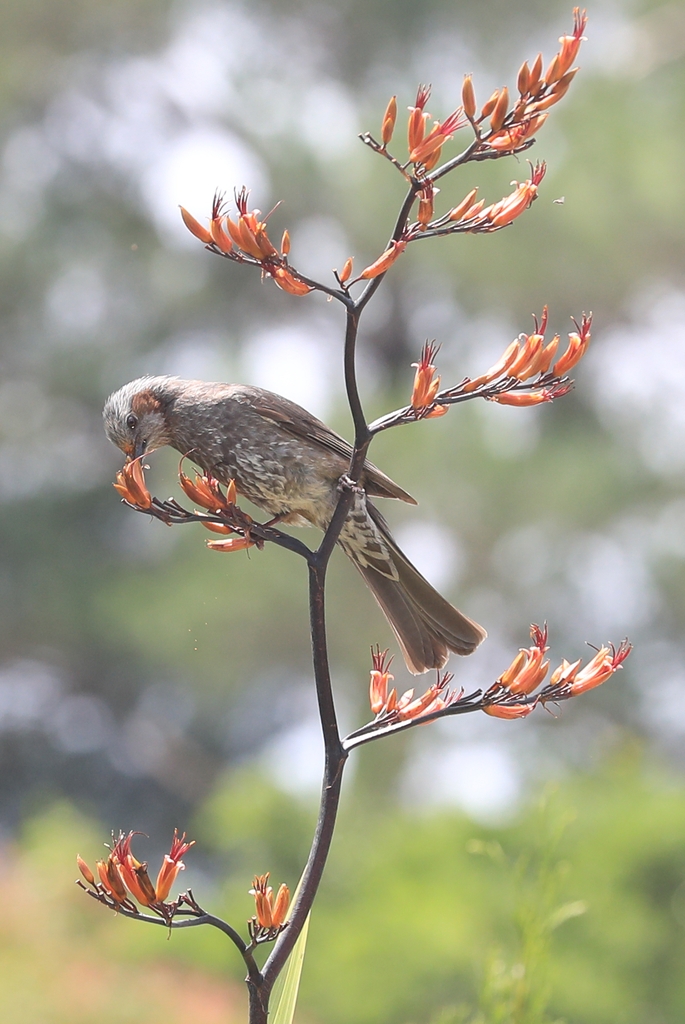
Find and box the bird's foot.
[338,474,365,497]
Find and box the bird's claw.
[338,474,365,496]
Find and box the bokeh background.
[1,0,684,1021]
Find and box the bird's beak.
[133,438,148,460]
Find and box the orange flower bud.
[210,216,233,254]
[528,71,578,113]
[202,521,235,535]
[462,74,476,118]
[484,701,536,719]
[360,239,407,280]
[487,113,548,152]
[339,257,354,284]
[534,335,560,375]
[545,53,563,86]
[407,84,431,154]
[179,206,212,245]
[226,216,245,250]
[489,86,509,132]
[517,61,531,96]
[480,89,500,119]
[280,229,291,256]
[549,658,581,687]
[528,53,544,94]
[118,855,157,906]
[461,199,485,222]
[463,339,520,392]
[499,649,527,688]
[396,674,454,721]
[272,266,313,296]
[77,855,95,886]
[417,187,434,227]
[206,536,256,552]
[449,187,479,222]
[381,95,397,146]
[98,857,128,903]
[489,391,550,407]
[179,465,229,512]
[271,883,290,928]
[508,334,544,379]
[236,217,264,260]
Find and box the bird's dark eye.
[126,413,138,430]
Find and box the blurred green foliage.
[8,748,685,1024]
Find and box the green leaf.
[270,912,310,1024]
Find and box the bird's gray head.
[103,375,178,459]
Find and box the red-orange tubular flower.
[481,161,546,229]
[359,239,407,280]
[155,829,195,902]
[206,536,256,553]
[250,872,290,931]
[179,458,237,512]
[369,646,394,714]
[409,108,466,166]
[367,645,461,723]
[547,640,632,698]
[113,457,152,510]
[407,84,432,156]
[490,384,572,407]
[411,341,440,408]
[553,312,592,376]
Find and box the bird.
[103,375,486,674]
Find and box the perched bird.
[103,375,486,673]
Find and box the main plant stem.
[248,186,418,1022]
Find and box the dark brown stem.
[92,898,263,984]
[261,563,347,992]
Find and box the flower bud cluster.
[368,646,462,724]
[428,161,547,237]
[464,7,586,154]
[180,188,312,297]
[431,306,592,408]
[483,625,631,719]
[249,872,290,940]
[77,829,194,911]
[113,456,152,509]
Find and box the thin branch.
[126,499,316,563]
[206,245,352,307]
[368,373,571,435]
[84,890,261,982]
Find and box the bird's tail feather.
[349,503,487,674]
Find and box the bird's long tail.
[338,499,486,674]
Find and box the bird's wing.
[242,386,417,504]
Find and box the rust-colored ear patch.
[131,389,163,416]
